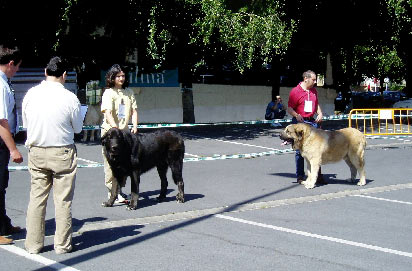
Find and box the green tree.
[184,0,296,73]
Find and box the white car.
[392,99,412,108]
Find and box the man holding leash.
[287,70,324,184]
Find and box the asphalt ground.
[1,119,412,271]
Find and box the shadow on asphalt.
[31,184,299,270]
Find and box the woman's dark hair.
[45,56,68,77]
[105,64,129,88]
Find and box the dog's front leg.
[102,178,120,207]
[303,159,319,189]
[127,170,140,210]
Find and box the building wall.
[13,68,337,125]
[132,84,337,123]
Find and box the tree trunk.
[271,58,280,101]
[405,35,412,98]
[179,66,195,123]
[181,85,195,123]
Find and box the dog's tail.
[167,131,185,158]
[357,133,367,167]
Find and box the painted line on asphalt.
[8,148,295,171]
[184,153,201,158]
[352,194,412,205]
[215,214,412,258]
[182,133,281,151]
[0,244,80,271]
[75,182,412,233]
[77,157,100,164]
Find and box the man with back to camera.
[287,70,325,185]
[0,45,24,245]
[22,56,83,254]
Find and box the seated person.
[265,96,286,124]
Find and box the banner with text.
[101,67,179,87]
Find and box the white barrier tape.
[9,148,295,171]
[9,133,410,172]
[135,115,348,129]
[366,135,412,140]
[8,163,105,171]
[183,149,295,162]
[17,115,349,131]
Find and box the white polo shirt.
[22,80,83,147]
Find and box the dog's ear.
[294,125,305,142]
[101,132,107,146]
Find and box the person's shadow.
[38,217,142,252]
[72,225,144,251]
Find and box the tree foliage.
[1,0,410,89]
[188,0,295,72]
[145,0,296,73]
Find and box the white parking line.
[183,133,279,150]
[216,214,412,258]
[184,153,201,158]
[0,245,80,271]
[77,157,99,164]
[352,194,412,205]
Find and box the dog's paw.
[126,205,138,210]
[346,178,357,183]
[357,181,366,186]
[304,182,315,189]
[176,194,185,203]
[101,201,112,207]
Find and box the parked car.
[335,90,408,112]
[392,99,412,108]
[383,90,408,103]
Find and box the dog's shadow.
[72,225,143,251]
[113,189,204,209]
[271,172,374,186]
[325,174,374,186]
[140,189,204,208]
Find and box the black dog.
[101,128,185,210]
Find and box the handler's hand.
[296,114,304,123]
[131,127,138,134]
[11,149,23,164]
[315,113,323,123]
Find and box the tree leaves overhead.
[2,0,410,87]
[185,0,296,72]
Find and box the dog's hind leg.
[128,171,140,210]
[344,157,358,183]
[157,163,169,202]
[169,156,184,203]
[349,155,366,186]
[357,166,366,186]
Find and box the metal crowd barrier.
[349,108,412,135]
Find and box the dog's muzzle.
[279,133,294,146]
